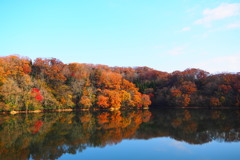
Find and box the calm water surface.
[1,109,240,160]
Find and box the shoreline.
[0,107,147,115]
[150,106,240,110]
[1,108,91,115]
[1,106,239,115]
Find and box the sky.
[0,0,240,73]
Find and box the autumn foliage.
[31,88,43,101]
[0,55,151,111]
[0,55,239,111]
[111,65,240,107]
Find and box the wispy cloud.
[195,3,240,26]
[226,22,240,29]
[167,46,187,56]
[181,27,191,32]
[195,54,240,73]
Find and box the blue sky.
[0,0,240,73]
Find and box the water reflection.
[0,109,240,160]
[139,109,240,144]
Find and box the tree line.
[0,55,151,111]
[112,66,240,107]
[0,55,239,111]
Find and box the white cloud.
[195,3,240,25]
[226,22,240,29]
[181,27,191,32]
[195,54,240,73]
[167,46,187,56]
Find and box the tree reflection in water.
[0,109,240,160]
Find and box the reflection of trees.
[136,109,240,144]
[1,109,240,160]
[0,110,151,160]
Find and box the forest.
[0,55,240,112]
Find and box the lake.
[0,109,240,160]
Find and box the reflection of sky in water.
[59,137,240,160]
[2,109,239,160]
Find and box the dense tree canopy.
[0,55,150,111]
[113,66,240,107]
[0,55,239,111]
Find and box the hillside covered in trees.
[0,55,151,112]
[113,66,240,107]
[0,55,239,112]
